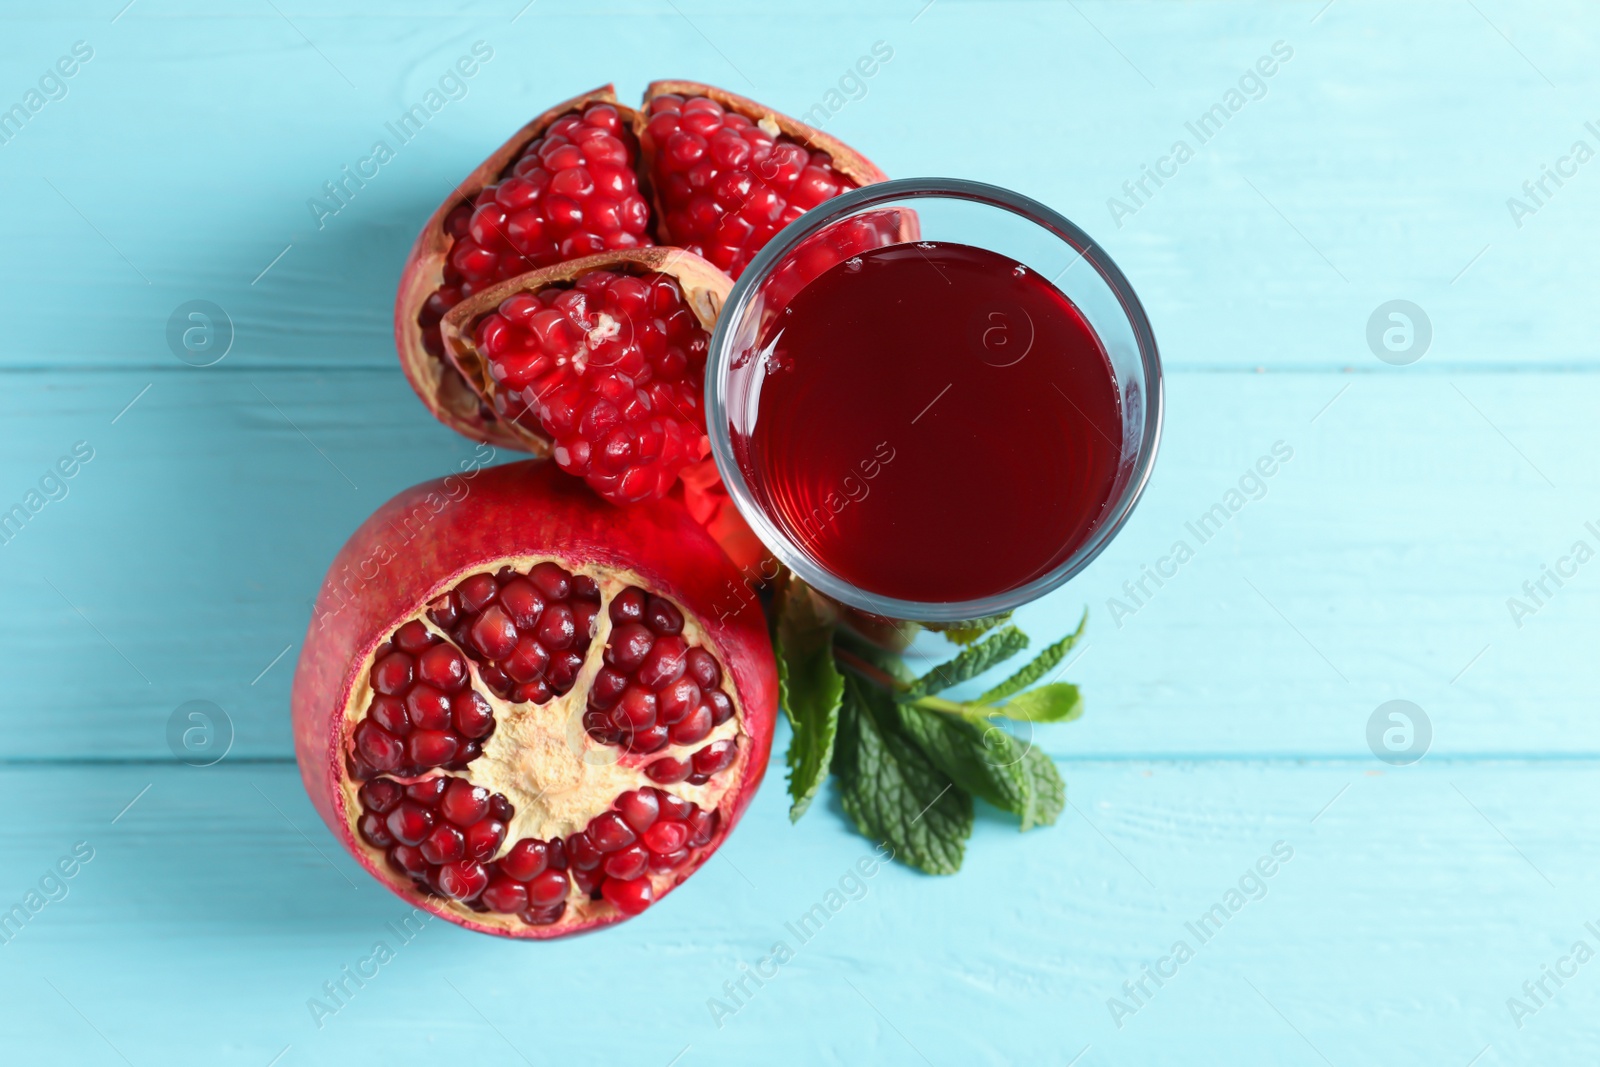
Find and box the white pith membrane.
[336,556,750,933]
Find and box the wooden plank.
[1,368,1593,760]
[0,5,1595,370]
[0,760,1591,1064]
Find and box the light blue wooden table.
[2,2,1595,1063]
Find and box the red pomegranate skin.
[291,460,776,938]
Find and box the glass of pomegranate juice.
[706,177,1163,624]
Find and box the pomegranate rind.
[437,248,733,454]
[394,85,634,451]
[291,460,776,938]
[641,79,889,188]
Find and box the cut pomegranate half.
[395,80,889,499]
[292,461,776,938]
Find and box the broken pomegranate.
[292,460,776,938]
[438,248,732,505]
[394,80,888,496]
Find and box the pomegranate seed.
[659,792,694,821]
[693,739,737,776]
[645,757,690,784]
[642,819,688,855]
[644,596,684,635]
[407,777,449,803]
[368,695,410,735]
[669,704,714,746]
[440,779,490,826]
[470,605,518,659]
[500,839,548,881]
[589,666,628,710]
[389,844,429,878]
[371,652,414,695]
[615,789,660,833]
[385,802,434,847]
[437,861,489,901]
[358,778,402,814]
[451,691,496,738]
[536,602,575,649]
[408,730,459,766]
[629,724,670,754]
[657,678,700,726]
[405,685,452,731]
[420,824,466,864]
[481,877,528,913]
[358,812,394,848]
[566,832,602,871]
[686,647,721,689]
[418,644,468,690]
[601,876,654,916]
[588,811,636,853]
[457,573,499,613]
[603,845,650,881]
[612,686,657,732]
[610,588,646,622]
[527,868,571,907]
[503,635,551,683]
[637,635,688,688]
[498,579,545,628]
[707,690,734,726]
[571,866,603,895]
[686,808,719,847]
[529,562,572,600]
[648,848,690,873]
[465,819,506,861]
[606,622,655,671]
[522,901,567,925]
[393,620,435,653]
[354,722,404,771]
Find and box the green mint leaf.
[989,683,1084,724]
[906,625,1030,697]
[927,611,1013,646]
[776,580,844,822]
[1018,746,1065,831]
[837,677,972,874]
[893,703,1027,816]
[895,705,1065,832]
[977,610,1087,704]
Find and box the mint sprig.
[774,577,1088,874]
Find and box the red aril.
[292,461,776,938]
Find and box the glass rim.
[704,176,1165,622]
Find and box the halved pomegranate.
[292,461,776,937]
[439,248,732,505]
[394,81,888,491]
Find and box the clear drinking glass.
[705,177,1164,624]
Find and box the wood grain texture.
[0,1,1595,1064]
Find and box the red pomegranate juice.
[734,241,1124,604]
